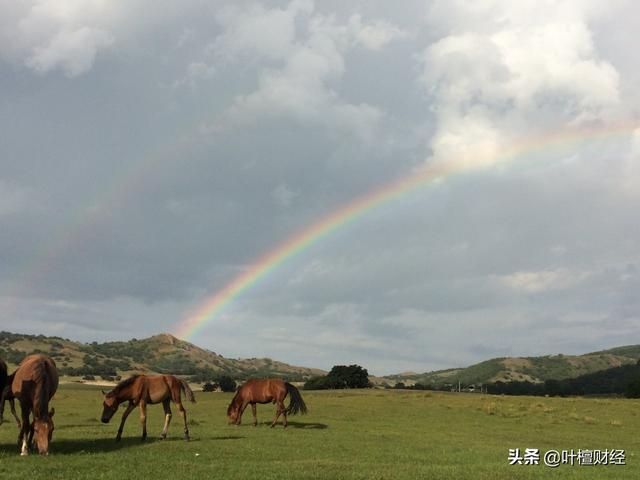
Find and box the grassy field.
[0,385,638,479]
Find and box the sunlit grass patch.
[0,387,638,479]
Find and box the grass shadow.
[248,421,328,429]
[286,421,328,429]
[0,436,151,455]
[0,434,246,456]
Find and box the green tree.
[626,374,640,398]
[304,365,371,390]
[328,365,371,388]
[218,375,237,392]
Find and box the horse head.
[227,397,241,424]
[32,408,55,455]
[100,390,118,423]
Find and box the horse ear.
[49,407,55,418]
[101,389,106,395]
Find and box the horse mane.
[39,370,48,418]
[111,375,142,395]
[30,357,52,419]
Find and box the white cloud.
[0,0,114,77]
[348,14,405,51]
[202,1,401,141]
[25,26,113,77]
[500,268,590,293]
[420,0,621,169]
[212,0,314,61]
[427,109,507,170]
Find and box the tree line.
[486,362,640,398]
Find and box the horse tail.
[285,382,307,415]
[179,378,196,403]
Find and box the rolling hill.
[3,330,638,388]
[383,346,640,387]
[0,331,325,382]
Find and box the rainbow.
[174,122,638,339]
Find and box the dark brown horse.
[227,379,307,428]
[0,359,21,427]
[101,374,195,441]
[11,354,58,455]
[0,371,21,428]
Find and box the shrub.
[218,376,237,392]
[202,382,218,392]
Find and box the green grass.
[0,386,638,479]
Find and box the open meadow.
[0,385,638,479]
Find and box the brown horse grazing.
[101,374,196,441]
[11,354,59,455]
[0,359,21,427]
[227,379,307,428]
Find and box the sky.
[0,0,639,375]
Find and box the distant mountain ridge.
[2,330,637,387]
[382,345,640,387]
[0,331,325,381]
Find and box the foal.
[227,378,307,428]
[101,374,195,441]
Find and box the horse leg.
[0,388,5,424]
[10,398,21,428]
[237,401,249,426]
[160,398,172,440]
[280,399,288,428]
[176,401,189,441]
[251,403,257,426]
[270,403,283,428]
[18,404,31,456]
[116,402,136,442]
[27,419,35,452]
[139,401,148,441]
